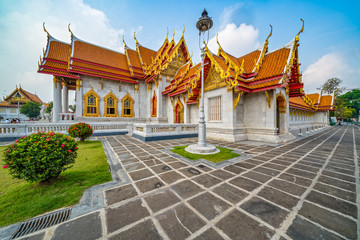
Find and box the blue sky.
[0,0,359,102]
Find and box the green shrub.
[68,122,93,142]
[2,132,78,183]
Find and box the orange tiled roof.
[307,93,320,104]
[212,54,236,78]
[238,50,261,73]
[46,40,71,62]
[127,48,143,70]
[318,95,333,110]
[20,88,43,104]
[289,97,313,111]
[138,46,156,66]
[253,48,290,81]
[72,40,128,70]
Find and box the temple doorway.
[174,100,184,123]
[276,93,286,134]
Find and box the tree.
[20,101,41,118]
[46,101,53,113]
[321,77,345,96]
[69,104,76,113]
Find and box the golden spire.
[265,25,272,46]
[295,19,304,41]
[182,25,185,38]
[68,23,73,37]
[122,35,126,48]
[166,28,169,40]
[134,32,138,44]
[254,25,273,72]
[171,29,175,42]
[43,22,49,38]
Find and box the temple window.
[121,93,134,117]
[208,96,222,121]
[83,88,100,117]
[104,91,119,117]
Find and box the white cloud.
[0,0,124,103]
[219,3,243,29]
[302,53,353,92]
[207,23,260,57]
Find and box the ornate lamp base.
[185,143,220,155]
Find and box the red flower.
[75,147,78,150]
[61,144,65,147]
[35,142,38,144]
[44,146,47,148]
[68,150,71,152]
[42,135,45,138]
[22,136,26,138]
[3,165,8,169]
[46,138,50,141]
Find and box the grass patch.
[0,141,112,227]
[170,146,240,163]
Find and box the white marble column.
[75,79,83,118]
[53,76,62,122]
[62,82,69,113]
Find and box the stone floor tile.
[322,170,355,182]
[106,199,150,233]
[150,164,173,174]
[286,216,343,240]
[240,196,289,228]
[261,163,288,171]
[188,192,231,220]
[105,184,138,205]
[318,175,356,192]
[193,174,222,188]
[224,165,247,174]
[292,163,320,173]
[229,176,262,192]
[313,182,356,203]
[179,167,203,177]
[171,180,204,199]
[123,162,146,172]
[212,183,248,204]
[128,168,154,181]
[234,162,257,169]
[243,171,272,183]
[52,212,102,240]
[121,158,140,165]
[299,202,357,239]
[156,204,206,240]
[108,220,162,240]
[135,177,165,193]
[144,189,181,213]
[195,164,213,172]
[209,169,235,180]
[286,168,317,179]
[305,190,357,218]
[257,186,299,210]
[193,228,224,240]
[278,173,313,187]
[159,171,185,184]
[270,159,292,166]
[143,159,162,166]
[169,161,188,169]
[216,209,274,240]
[268,179,306,196]
[253,166,281,177]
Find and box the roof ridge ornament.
[166,28,169,40]
[171,29,175,42]
[182,25,185,38]
[43,22,49,38]
[68,23,73,37]
[254,24,273,72]
[295,19,304,41]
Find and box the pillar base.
[185,144,220,155]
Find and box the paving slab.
[156,204,206,240]
[158,171,185,184]
[106,199,150,233]
[52,212,102,240]
[105,184,138,205]
[188,192,231,220]
[216,209,274,240]
[135,177,165,193]
[144,189,181,213]
[193,228,224,240]
[108,220,162,240]
[171,180,204,199]
[212,183,248,204]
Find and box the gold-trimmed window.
[151,91,157,117]
[121,93,134,118]
[83,88,100,117]
[104,91,119,117]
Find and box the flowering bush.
[2,132,78,183]
[68,122,93,142]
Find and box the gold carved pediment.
[204,67,227,92]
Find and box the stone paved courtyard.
[15,126,360,239]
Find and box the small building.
[37,22,333,143]
[0,86,44,121]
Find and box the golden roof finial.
[68,23,73,37]
[134,32,138,42]
[295,19,304,41]
[166,28,169,40]
[265,25,273,44]
[122,35,126,47]
[43,22,49,38]
[182,25,185,38]
[171,29,175,42]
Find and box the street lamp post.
[185,9,219,154]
